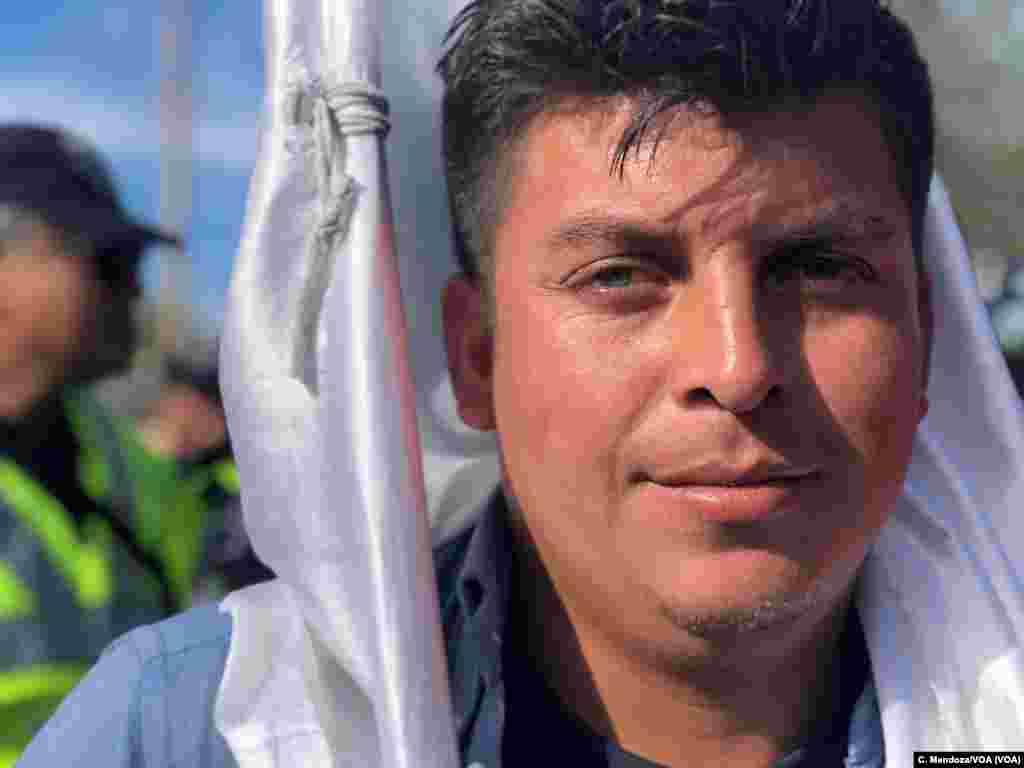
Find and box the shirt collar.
[443,488,513,738]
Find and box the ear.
[917,264,933,423]
[442,275,496,431]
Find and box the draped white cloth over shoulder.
[859,178,1024,752]
[216,0,1024,765]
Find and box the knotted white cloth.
[216,1,458,766]
[215,0,1024,765]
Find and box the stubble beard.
[653,551,864,651]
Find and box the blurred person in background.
[0,123,187,762]
[137,352,230,462]
[136,349,273,603]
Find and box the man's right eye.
[589,265,641,290]
[564,260,671,312]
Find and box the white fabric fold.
[217,0,1024,764]
[860,177,1024,752]
[217,0,458,765]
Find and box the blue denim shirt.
[20,492,886,768]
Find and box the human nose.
[669,263,785,414]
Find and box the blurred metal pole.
[158,0,193,355]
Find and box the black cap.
[0,123,179,272]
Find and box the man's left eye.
[766,245,877,288]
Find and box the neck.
[511,529,851,768]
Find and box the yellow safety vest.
[0,391,197,764]
[165,456,241,604]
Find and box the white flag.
[218,0,459,765]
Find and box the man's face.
[0,218,136,421]
[445,93,928,660]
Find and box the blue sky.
[1,1,1020,339]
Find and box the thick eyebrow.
[545,213,676,253]
[753,201,900,248]
[545,200,900,255]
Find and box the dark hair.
[438,0,934,285]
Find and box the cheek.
[2,273,71,345]
[805,314,923,512]
[491,296,655,498]
[49,279,92,348]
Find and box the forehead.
[496,92,909,257]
